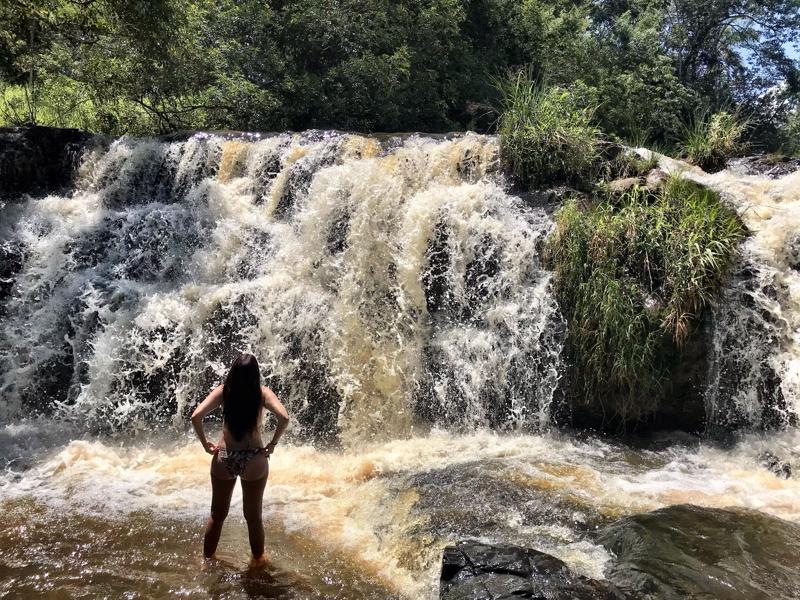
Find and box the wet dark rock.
[518,187,583,216]
[704,257,794,433]
[787,233,800,271]
[326,208,351,255]
[598,504,800,600]
[561,316,709,434]
[273,139,341,219]
[0,126,94,201]
[0,240,26,306]
[440,541,624,600]
[759,451,791,479]
[406,460,606,545]
[422,220,454,316]
[727,155,800,179]
[598,140,626,163]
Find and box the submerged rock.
[597,504,800,600]
[405,459,606,543]
[440,541,623,600]
[759,451,792,479]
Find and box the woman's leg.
[241,456,269,561]
[204,458,236,558]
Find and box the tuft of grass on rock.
[496,70,601,187]
[680,110,749,172]
[598,148,659,182]
[545,175,745,423]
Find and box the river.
[1,131,800,598]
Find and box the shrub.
[496,71,601,186]
[545,176,745,423]
[783,110,800,157]
[680,110,749,172]
[599,147,660,182]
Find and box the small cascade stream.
[2,132,800,599]
[654,153,800,429]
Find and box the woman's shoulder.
[260,385,278,404]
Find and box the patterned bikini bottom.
[219,447,267,477]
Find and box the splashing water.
[653,153,800,428]
[0,132,563,440]
[4,134,800,598]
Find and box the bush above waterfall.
[496,72,601,186]
[546,176,745,425]
[1,0,799,150]
[679,111,750,172]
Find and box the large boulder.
[0,126,94,201]
[597,504,800,600]
[440,541,624,600]
[606,177,641,194]
[644,168,669,190]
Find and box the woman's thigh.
[209,471,237,517]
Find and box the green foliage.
[680,111,749,172]
[583,4,697,142]
[496,71,600,186]
[598,148,660,182]
[0,0,798,138]
[546,176,745,422]
[783,110,800,157]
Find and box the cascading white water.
[0,131,563,442]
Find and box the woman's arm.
[191,384,224,454]
[262,386,289,455]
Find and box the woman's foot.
[248,554,268,568]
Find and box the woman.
[191,353,290,565]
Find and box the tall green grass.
[546,175,745,422]
[496,71,601,186]
[679,110,749,172]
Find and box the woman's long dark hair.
[222,353,262,441]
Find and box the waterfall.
[0,132,564,442]
[654,153,800,429]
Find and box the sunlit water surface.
[3,424,800,598]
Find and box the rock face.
[597,504,800,600]
[727,155,800,179]
[0,126,94,201]
[606,177,641,194]
[644,168,668,190]
[440,541,623,600]
[759,451,792,479]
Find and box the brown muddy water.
[3,425,800,599]
[3,133,800,598]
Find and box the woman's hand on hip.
[204,441,219,455]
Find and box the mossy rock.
[545,176,746,430]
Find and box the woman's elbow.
[279,413,290,426]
